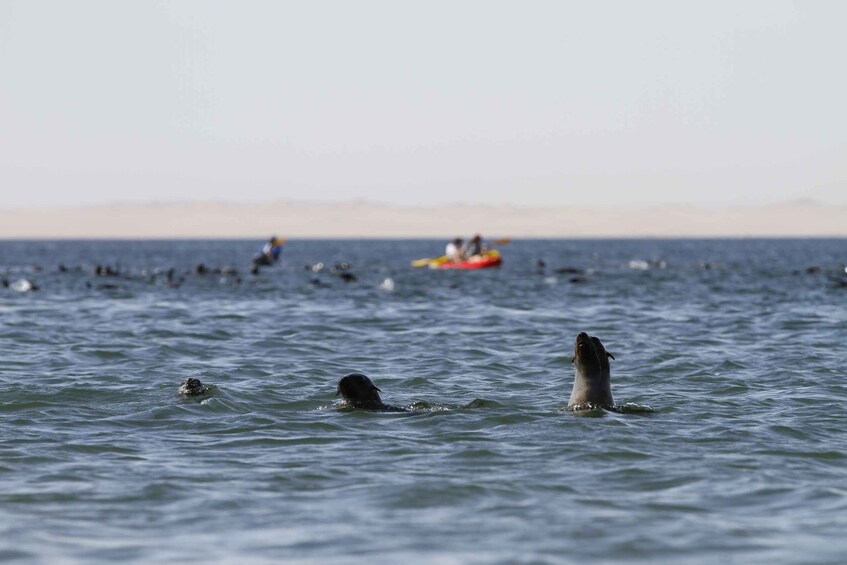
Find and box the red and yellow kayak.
[411,250,502,270]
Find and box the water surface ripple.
[1,239,846,564]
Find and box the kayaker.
[262,236,284,261]
[466,234,484,257]
[253,236,285,266]
[445,238,464,261]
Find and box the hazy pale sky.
[1,0,845,209]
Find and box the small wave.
[561,402,655,415]
[463,398,505,409]
[614,402,656,414]
[407,401,456,412]
[400,376,435,387]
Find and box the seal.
[336,373,406,411]
[178,377,209,397]
[336,373,384,409]
[567,332,615,410]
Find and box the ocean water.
[1,238,846,564]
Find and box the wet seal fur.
[567,332,615,410]
[178,377,211,397]
[336,373,407,412]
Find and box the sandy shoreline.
[1,200,845,239]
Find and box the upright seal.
[567,332,615,410]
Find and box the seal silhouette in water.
[567,332,615,410]
[178,377,209,397]
[336,373,406,411]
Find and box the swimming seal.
[178,377,209,397]
[567,332,615,410]
[336,373,406,411]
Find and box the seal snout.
[573,332,593,362]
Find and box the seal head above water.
[178,377,209,397]
[336,373,407,411]
[336,373,385,409]
[567,332,615,410]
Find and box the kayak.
[411,241,510,269]
[431,250,502,270]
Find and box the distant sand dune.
[0,200,845,238]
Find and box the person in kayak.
[262,236,284,261]
[466,234,484,257]
[253,236,285,267]
[445,238,464,261]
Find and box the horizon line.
[2,196,844,212]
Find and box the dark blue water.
[2,239,846,564]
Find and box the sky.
[1,0,845,209]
